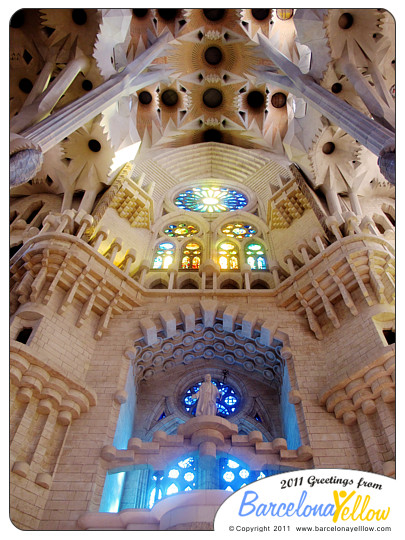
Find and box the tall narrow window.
[153,242,175,269]
[245,242,267,270]
[181,242,202,270]
[218,241,239,269]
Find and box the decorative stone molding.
[277,235,394,339]
[319,350,395,425]
[10,233,142,339]
[100,415,313,468]
[10,343,97,413]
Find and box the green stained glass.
[164,223,199,237]
[246,241,267,270]
[175,187,248,213]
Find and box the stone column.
[11,52,91,134]
[255,34,395,184]
[19,33,171,154]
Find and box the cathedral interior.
[9,8,395,531]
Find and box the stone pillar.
[283,250,296,275]
[322,185,342,218]
[296,240,310,265]
[11,53,91,134]
[108,238,123,264]
[138,260,150,286]
[122,249,137,274]
[348,189,363,217]
[19,33,171,154]
[360,216,379,236]
[311,229,325,252]
[255,34,395,174]
[241,263,252,289]
[268,260,281,287]
[92,226,110,251]
[56,209,76,233]
[325,216,342,241]
[76,214,94,239]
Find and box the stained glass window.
[164,223,199,238]
[153,242,175,269]
[221,223,257,239]
[219,457,269,492]
[245,242,267,270]
[218,241,239,270]
[181,242,202,270]
[146,454,271,508]
[175,187,248,213]
[148,456,197,508]
[183,379,240,417]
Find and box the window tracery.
[181,241,202,269]
[218,241,239,269]
[183,379,240,417]
[245,241,267,270]
[221,222,257,239]
[152,241,175,269]
[164,223,199,238]
[175,187,248,213]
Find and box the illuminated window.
[245,242,267,270]
[175,187,248,213]
[218,241,239,270]
[148,457,197,508]
[181,242,202,270]
[221,222,257,239]
[164,223,199,237]
[153,242,175,269]
[183,379,240,417]
[219,457,268,492]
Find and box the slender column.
[348,188,363,217]
[336,56,394,130]
[255,35,395,168]
[11,53,91,133]
[311,229,325,252]
[268,260,280,287]
[108,238,123,264]
[322,185,342,217]
[76,214,94,239]
[325,216,342,241]
[19,33,171,153]
[92,226,110,251]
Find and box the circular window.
[161,89,179,107]
[203,9,225,21]
[139,91,153,105]
[88,139,101,152]
[322,142,335,155]
[251,9,270,21]
[72,9,87,25]
[203,88,223,108]
[338,12,353,30]
[175,186,248,213]
[271,92,287,108]
[183,379,240,417]
[204,46,223,65]
[247,91,265,109]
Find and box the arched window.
[218,241,239,269]
[180,242,202,270]
[152,241,175,269]
[245,242,267,270]
[164,223,199,238]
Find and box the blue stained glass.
[182,379,240,417]
[174,187,248,213]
